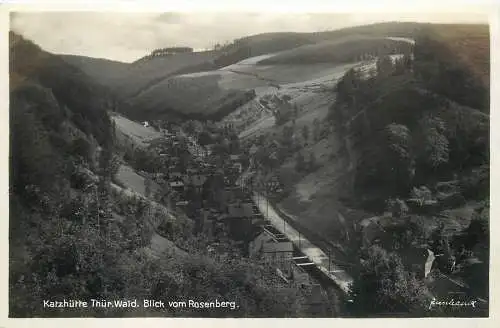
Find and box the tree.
[295,152,306,172]
[70,137,92,162]
[402,53,412,71]
[293,104,299,118]
[348,246,431,316]
[376,55,394,77]
[308,152,317,172]
[381,123,415,194]
[415,114,449,172]
[312,118,320,141]
[302,125,309,143]
[386,198,409,218]
[145,177,152,198]
[10,100,63,200]
[183,120,196,135]
[197,131,213,146]
[281,125,294,149]
[229,133,241,154]
[336,68,361,105]
[409,186,433,203]
[462,205,489,253]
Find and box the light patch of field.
[229,61,358,139]
[176,70,225,78]
[220,51,286,69]
[179,53,357,95]
[111,113,162,147]
[116,165,147,195]
[239,115,276,139]
[116,164,161,198]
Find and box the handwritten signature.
[428,298,478,310]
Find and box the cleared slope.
[111,112,162,147]
[259,36,412,65]
[62,51,219,100]
[61,22,426,121]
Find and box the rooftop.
[263,241,293,253]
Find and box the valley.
[9,20,490,318]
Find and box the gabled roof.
[170,181,184,187]
[227,202,254,218]
[263,241,293,253]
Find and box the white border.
[1,1,499,327]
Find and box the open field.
[225,61,354,139]
[116,164,147,195]
[62,51,218,99]
[111,113,162,147]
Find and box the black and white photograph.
[6,1,492,319]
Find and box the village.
[134,116,487,309]
[131,121,331,310]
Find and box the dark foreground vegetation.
[9,32,324,317]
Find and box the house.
[249,228,294,277]
[227,202,254,219]
[251,213,266,225]
[387,199,409,217]
[232,162,243,174]
[176,200,189,206]
[407,198,439,214]
[249,144,259,155]
[435,180,466,208]
[217,201,256,243]
[191,174,207,190]
[170,171,183,179]
[169,156,180,163]
[249,230,276,257]
[219,187,245,208]
[230,154,241,161]
[262,241,294,277]
[357,216,388,248]
[200,208,221,236]
[169,180,184,192]
[186,167,198,175]
[291,263,312,288]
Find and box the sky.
[10,9,490,63]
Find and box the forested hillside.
[9,32,321,317]
[327,25,489,316]
[61,22,425,122]
[258,36,413,65]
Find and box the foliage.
[10,32,114,144]
[302,125,310,143]
[355,123,415,201]
[376,55,394,77]
[413,27,489,113]
[414,114,449,172]
[348,246,431,316]
[330,25,488,207]
[295,152,306,173]
[70,137,93,163]
[259,37,412,65]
